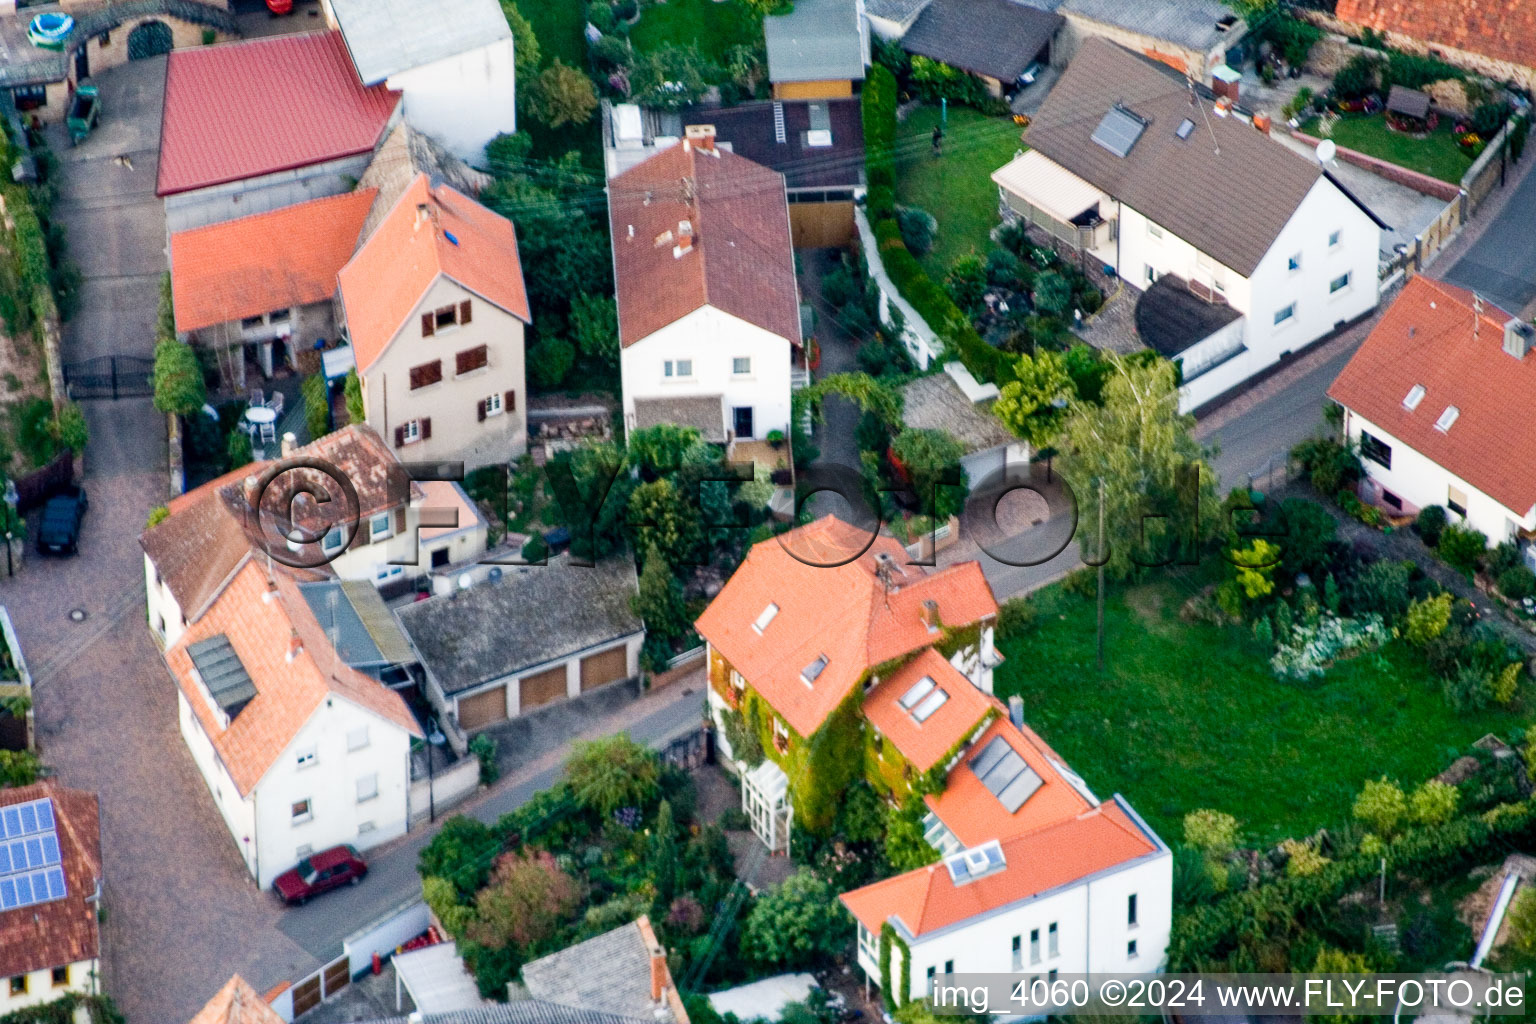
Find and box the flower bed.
[1270,612,1392,680]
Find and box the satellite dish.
[487,566,504,582]
[1316,139,1337,164]
[458,572,474,590]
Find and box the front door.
[74,44,89,81]
[733,406,754,440]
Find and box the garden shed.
[1387,85,1434,130]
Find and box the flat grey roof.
[394,557,643,696]
[1061,0,1241,53]
[328,0,511,85]
[764,0,867,84]
[299,579,415,668]
[901,373,1015,455]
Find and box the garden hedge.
[859,66,1015,385]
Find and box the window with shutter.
[409,361,443,390]
[456,346,488,375]
[459,300,472,324]
[477,399,487,422]
[394,425,406,447]
[421,417,432,440]
[421,313,435,337]
[505,389,516,411]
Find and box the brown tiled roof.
[140,425,422,624]
[1328,275,1536,515]
[695,516,998,737]
[187,976,285,1024]
[1024,38,1337,276]
[338,173,531,374]
[1336,0,1536,72]
[0,783,101,979]
[608,142,802,348]
[166,560,421,797]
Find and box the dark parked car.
[272,844,367,905]
[37,487,87,555]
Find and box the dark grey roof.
[903,0,1063,83]
[632,395,726,442]
[676,99,865,190]
[1134,275,1244,358]
[327,0,511,84]
[1387,85,1432,119]
[358,1000,652,1024]
[299,580,415,668]
[186,635,256,718]
[394,558,643,696]
[1024,38,1334,276]
[1061,0,1242,52]
[865,0,933,25]
[522,922,673,1022]
[765,0,867,83]
[901,374,1014,455]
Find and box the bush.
[1409,779,1459,826]
[1508,889,1536,956]
[1471,101,1512,139]
[896,206,936,256]
[1292,437,1361,495]
[565,733,660,816]
[469,734,499,786]
[1415,504,1448,546]
[225,425,253,471]
[1347,559,1414,622]
[1437,524,1487,573]
[586,1,615,32]
[1184,809,1240,855]
[1497,566,1536,601]
[1280,837,1329,877]
[1333,54,1380,101]
[740,870,848,969]
[1404,592,1453,645]
[1353,777,1407,838]
[997,596,1035,638]
[528,337,575,390]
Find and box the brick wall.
[1289,128,1463,199]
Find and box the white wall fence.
[408,755,480,826]
[274,899,434,1021]
[853,207,943,370]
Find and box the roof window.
[911,687,949,723]
[1176,118,1196,140]
[752,603,779,634]
[1434,406,1460,432]
[969,735,1044,814]
[801,654,829,685]
[1091,104,1148,158]
[1403,384,1425,410]
[943,839,1006,885]
[898,676,936,710]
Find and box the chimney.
[280,431,297,457]
[1008,694,1024,728]
[262,575,279,604]
[286,629,303,663]
[675,219,694,256]
[920,599,939,632]
[242,474,260,510]
[415,202,431,229]
[1503,318,1534,359]
[685,123,717,152]
[648,942,667,1003]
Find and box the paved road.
[1443,154,1536,316]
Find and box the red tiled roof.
[840,799,1157,938]
[0,784,100,979]
[924,717,1095,847]
[1327,275,1536,515]
[170,189,377,333]
[695,516,998,738]
[338,173,531,373]
[863,650,995,773]
[157,32,400,196]
[188,975,285,1024]
[166,561,421,797]
[1335,0,1536,72]
[608,141,802,348]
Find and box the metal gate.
[63,356,153,399]
[127,20,173,59]
[292,953,351,1019]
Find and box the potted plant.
[766,429,786,450]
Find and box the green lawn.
[629,0,761,66]
[995,579,1524,844]
[894,105,1024,278]
[509,0,602,168]
[1299,112,1474,183]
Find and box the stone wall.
[1295,9,1536,91]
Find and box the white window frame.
[402,419,421,445]
[732,357,751,376]
[484,392,504,417]
[296,746,318,769]
[347,726,370,752]
[356,773,379,803]
[370,512,393,542]
[1148,222,1164,240]
[321,526,345,555]
[677,358,693,378]
[1274,303,1296,326]
[1328,229,1342,249]
[1329,271,1352,295]
[292,799,313,824]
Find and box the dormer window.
[752,603,779,634]
[1403,384,1425,410]
[801,655,829,685]
[1434,406,1460,432]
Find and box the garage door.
[519,666,568,711]
[456,686,508,731]
[580,646,629,692]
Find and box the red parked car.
[273,845,367,905]
[266,0,294,13]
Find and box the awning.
[393,941,485,1015]
[991,149,1107,226]
[321,345,356,381]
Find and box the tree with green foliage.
[1230,539,1280,600]
[301,373,330,440]
[1437,524,1487,574]
[1032,270,1073,318]
[565,733,661,816]
[994,349,1073,446]
[1056,354,1219,577]
[1353,777,1407,838]
[1333,53,1380,101]
[1508,888,1536,956]
[146,505,170,529]
[528,336,575,390]
[53,402,87,455]
[890,428,968,521]
[886,796,940,871]
[1408,779,1458,826]
[529,60,599,129]
[545,441,633,561]
[741,869,848,969]
[634,543,690,658]
[467,850,583,953]
[650,798,680,906]
[1310,947,1371,1024]
[628,477,703,567]
[626,423,706,479]
[500,2,541,79]
[226,425,253,471]
[799,372,902,428]
[1275,498,1336,577]
[419,814,503,899]
[631,45,712,110]
[739,0,792,15]
[0,749,41,788]
[152,338,205,416]
[344,369,365,425]
[569,293,620,376]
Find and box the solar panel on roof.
[0,798,67,912]
[969,737,1043,814]
[188,634,258,718]
[1091,105,1148,158]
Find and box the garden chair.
[259,422,277,446]
[248,387,265,408]
[267,391,284,417]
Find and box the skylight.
[943,839,1006,885]
[1091,105,1148,158]
[1434,406,1460,432]
[1403,384,1425,410]
[898,676,936,711]
[911,688,950,723]
[1176,118,1196,140]
[752,603,779,633]
[801,654,829,684]
[969,736,1044,814]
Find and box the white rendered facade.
[384,39,517,163]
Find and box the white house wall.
[388,39,517,164]
[163,148,385,234]
[1343,409,1535,544]
[0,959,98,1015]
[145,552,191,647]
[178,689,260,880]
[620,306,794,440]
